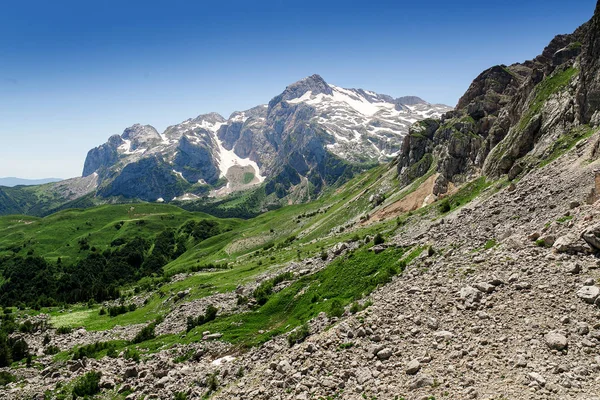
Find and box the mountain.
[5,5,600,400]
[396,10,596,198]
[0,177,62,187]
[81,75,450,203]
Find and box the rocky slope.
[6,5,600,400]
[81,75,450,203]
[396,10,596,194]
[5,101,600,400]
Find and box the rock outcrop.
[397,18,592,191]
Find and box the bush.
[174,392,188,400]
[350,300,373,314]
[123,347,140,362]
[107,304,136,317]
[206,371,219,392]
[56,326,72,335]
[11,339,29,362]
[186,305,218,332]
[71,371,101,398]
[0,371,15,386]
[373,233,384,246]
[287,323,310,347]
[132,323,156,344]
[44,345,60,355]
[72,341,115,360]
[328,299,345,318]
[253,281,274,306]
[438,199,451,213]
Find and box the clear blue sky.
[0,0,596,179]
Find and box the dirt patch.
[367,174,442,223]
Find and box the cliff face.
[397,15,594,190]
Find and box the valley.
[2,2,600,400]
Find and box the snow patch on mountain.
[283,82,452,162]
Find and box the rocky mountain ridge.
[82,75,450,203]
[397,14,596,194]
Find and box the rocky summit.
[5,3,600,400]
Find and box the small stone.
[564,262,581,274]
[474,282,495,293]
[376,348,392,360]
[409,374,434,389]
[545,331,568,351]
[406,359,421,375]
[528,372,546,386]
[124,367,138,379]
[577,286,600,304]
[433,331,454,341]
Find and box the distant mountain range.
[82,74,451,202]
[0,75,451,216]
[0,177,62,187]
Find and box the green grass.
[186,244,422,348]
[0,203,239,263]
[557,215,573,224]
[518,67,578,132]
[243,172,255,184]
[539,125,596,168]
[0,161,430,356]
[438,177,492,215]
[484,239,498,250]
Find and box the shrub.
[132,323,155,344]
[44,345,60,355]
[373,233,384,246]
[72,371,101,398]
[287,323,310,347]
[0,371,15,386]
[11,339,29,362]
[72,341,115,360]
[438,199,451,213]
[328,299,344,318]
[56,326,72,335]
[174,392,188,400]
[186,305,218,332]
[253,281,274,306]
[123,348,140,362]
[107,304,136,317]
[236,296,248,306]
[19,320,34,333]
[350,300,373,314]
[206,371,219,392]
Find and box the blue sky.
[0,0,596,179]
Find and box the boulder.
[376,348,393,360]
[582,223,600,251]
[409,374,434,389]
[553,233,588,254]
[124,366,138,379]
[545,331,568,350]
[459,286,482,308]
[406,359,421,375]
[576,286,600,304]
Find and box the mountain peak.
[280,74,333,102]
[395,96,427,106]
[192,112,226,124]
